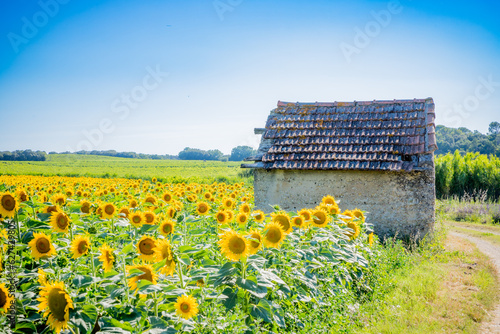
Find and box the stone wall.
[254,168,435,239]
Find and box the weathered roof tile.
[252,99,437,171]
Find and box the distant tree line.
[436,122,500,156]
[177,146,257,161]
[0,150,47,161]
[55,150,178,160]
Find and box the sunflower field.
[0,174,377,334]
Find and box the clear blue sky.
[1,0,499,155]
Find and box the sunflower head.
[222,198,234,209]
[175,295,199,320]
[252,210,265,223]
[215,211,228,225]
[240,203,251,214]
[155,239,176,276]
[236,212,248,227]
[262,222,285,248]
[162,192,173,203]
[144,211,157,225]
[346,221,361,240]
[246,230,262,254]
[219,229,249,261]
[352,208,365,223]
[127,264,158,292]
[321,195,337,206]
[298,209,312,221]
[0,283,13,313]
[311,209,330,228]
[50,211,71,233]
[80,200,91,214]
[29,232,56,260]
[196,202,210,215]
[37,281,74,334]
[16,189,29,202]
[51,193,66,206]
[159,219,176,236]
[129,212,144,228]
[101,203,117,219]
[271,211,292,234]
[137,236,156,261]
[70,235,90,259]
[145,194,157,206]
[368,232,374,247]
[98,244,115,273]
[291,216,307,228]
[0,192,18,218]
[129,199,138,208]
[118,207,130,218]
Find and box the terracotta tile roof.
[246,98,437,171]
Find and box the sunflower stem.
[177,263,185,289]
[90,248,97,300]
[154,291,158,317]
[122,256,130,305]
[14,212,21,242]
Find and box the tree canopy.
[435,122,500,156]
[229,146,256,161]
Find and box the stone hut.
[242,98,437,238]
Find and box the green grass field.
[0,154,250,184]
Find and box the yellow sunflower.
[127,263,158,292]
[143,211,157,225]
[0,283,13,313]
[155,239,176,276]
[298,209,312,222]
[311,209,330,228]
[0,192,18,218]
[98,244,115,273]
[196,202,210,215]
[129,212,144,228]
[165,206,176,219]
[118,207,130,218]
[49,211,71,233]
[80,200,91,214]
[174,295,199,320]
[129,199,138,208]
[225,209,234,222]
[51,193,66,206]
[101,203,117,219]
[137,236,156,261]
[215,211,228,225]
[346,221,360,240]
[144,194,157,206]
[321,195,337,206]
[37,281,74,334]
[159,219,175,236]
[219,229,249,261]
[162,192,173,203]
[246,230,262,255]
[271,211,292,234]
[236,212,249,226]
[38,268,47,286]
[291,216,307,228]
[29,232,56,260]
[262,222,285,248]
[240,203,251,214]
[16,189,29,202]
[352,208,365,223]
[70,235,90,259]
[252,210,265,223]
[368,233,374,247]
[222,198,234,209]
[44,205,61,214]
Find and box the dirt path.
[450,230,500,333]
[448,222,500,236]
